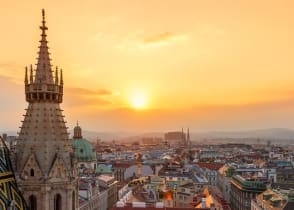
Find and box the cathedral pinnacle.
[34,9,54,84]
[30,64,33,83]
[25,66,28,84]
[41,9,48,33]
[60,68,63,85]
[24,9,64,103]
[17,9,78,209]
[55,66,59,85]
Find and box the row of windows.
[26,93,62,101]
[28,192,76,210]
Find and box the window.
[72,191,75,210]
[30,169,34,177]
[54,194,62,210]
[29,195,37,210]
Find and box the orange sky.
[1,0,294,132]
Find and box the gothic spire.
[181,127,186,142]
[34,9,54,84]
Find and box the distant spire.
[187,128,192,149]
[55,66,59,85]
[182,128,184,140]
[181,128,186,142]
[25,66,28,84]
[34,9,54,84]
[77,120,79,126]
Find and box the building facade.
[217,165,233,203]
[230,175,266,210]
[79,178,108,210]
[15,10,78,210]
[251,189,287,210]
[98,175,118,209]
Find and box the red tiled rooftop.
[195,162,224,171]
[113,162,134,168]
[112,206,209,210]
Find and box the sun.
[131,92,148,109]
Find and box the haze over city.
[1,0,294,132]
[2,2,294,210]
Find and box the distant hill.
[70,128,294,143]
[0,131,18,136]
[2,128,294,144]
[194,128,294,140]
[68,130,140,142]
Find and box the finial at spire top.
[42,9,45,19]
[40,9,48,32]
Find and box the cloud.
[144,32,178,44]
[64,87,113,109]
[66,87,112,96]
[0,62,23,84]
[116,31,188,50]
[141,32,188,48]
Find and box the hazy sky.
[1,0,294,132]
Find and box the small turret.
[55,66,59,85]
[25,66,28,84]
[30,64,34,83]
[73,121,82,139]
[60,69,63,86]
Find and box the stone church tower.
[15,10,78,210]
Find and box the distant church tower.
[15,9,78,210]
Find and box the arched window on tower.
[29,195,37,210]
[72,191,76,210]
[54,194,62,210]
[30,169,34,177]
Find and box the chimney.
[201,197,206,208]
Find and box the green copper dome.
[72,122,96,162]
[72,138,96,162]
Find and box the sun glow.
[131,92,148,109]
